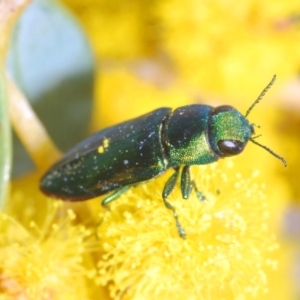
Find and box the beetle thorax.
[164,105,219,166]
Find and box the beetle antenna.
[245,75,276,117]
[251,134,262,139]
[249,138,287,167]
[252,123,260,129]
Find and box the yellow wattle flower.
[0,201,102,299]
[95,161,278,299]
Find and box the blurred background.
[6,0,300,298]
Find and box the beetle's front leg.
[181,165,206,201]
[180,165,192,199]
[162,167,186,238]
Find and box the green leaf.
[0,74,11,209]
[7,0,95,176]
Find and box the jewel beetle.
[40,75,287,238]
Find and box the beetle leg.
[181,165,205,201]
[162,167,186,238]
[191,180,206,201]
[162,166,180,199]
[101,185,131,207]
[181,165,192,199]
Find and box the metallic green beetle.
[40,75,286,238]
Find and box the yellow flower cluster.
[0,202,101,299]
[63,0,300,100]
[96,162,278,299]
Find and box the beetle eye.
[217,140,245,156]
[211,105,234,116]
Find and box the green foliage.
[7,0,95,175]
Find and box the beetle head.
[208,105,253,158]
[208,75,286,167]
